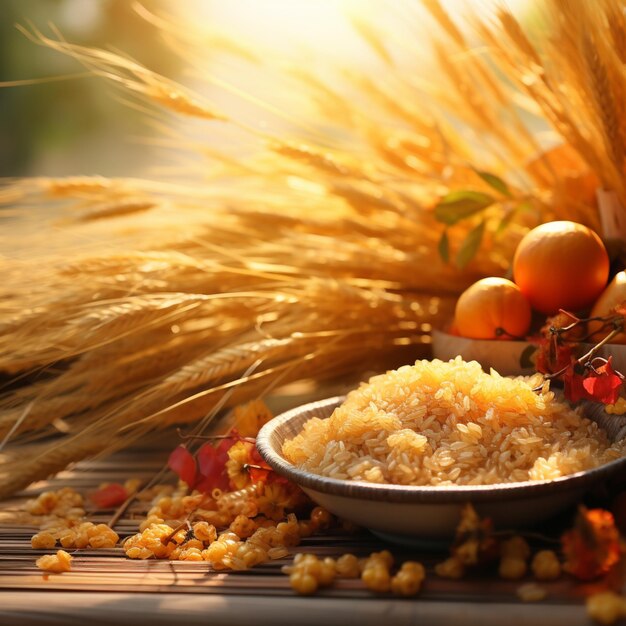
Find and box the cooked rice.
[282,358,626,486]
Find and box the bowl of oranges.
[433,220,626,375]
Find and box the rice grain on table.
[282,358,626,486]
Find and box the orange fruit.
[454,277,532,340]
[588,270,626,344]
[512,221,609,314]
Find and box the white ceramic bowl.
[432,328,626,377]
[431,329,535,376]
[257,396,626,545]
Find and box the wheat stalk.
[1,0,623,496]
[607,0,626,63]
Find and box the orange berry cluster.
[436,533,561,585]
[586,592,626,625]
[124,499,333,570]
[142,481,302,534]
[26,487,120,552]
[498,536,531,580]
[35,550,73,573]
[283,554,337,595]
[25,487,85,521]
[361,550,426,595]
[31,522,119,550]
[284,549,425,597]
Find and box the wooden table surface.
[0,437,610,626]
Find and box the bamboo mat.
[0,435,602,626]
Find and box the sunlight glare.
[188,0,359,59]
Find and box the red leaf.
[582,358,624,405]
[195,473,229,493]
[247,446,272,484]
[168,446,197,487]
[90,483,128,509]
[535,337,573,375]
[554,344,574,372]
[250,445,269,468]
[563,366,589,403]
[196,442,229,492]
[168,429,245,494]
[217,429,240,455]
[248,446,290,485]
[197,442,220,476]
[248,465,272,484]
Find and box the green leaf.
[516,200,534,214]
[496,208,517,235]
[519,344,537,369]
[474,170,512,198]
[438,229,450,263]
[434,190,495,225]
[455,220,485,269]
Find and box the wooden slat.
[0,591,593,626]
[0,435,598,625]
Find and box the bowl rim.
[256,395,626,503]
[431,327,532,341]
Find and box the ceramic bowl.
[257,396,626,545]
[432,328,626,377]
[431,329,535,376]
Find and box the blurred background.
[0,0,532,179]
[0,0,179,177]
[0,0,361,177]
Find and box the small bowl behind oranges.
[431,329,535,376]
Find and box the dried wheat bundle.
[465,0,626,207]
[0,0,621,497]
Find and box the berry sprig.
[534,310,626,405]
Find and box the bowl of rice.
[257,358,626,543]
